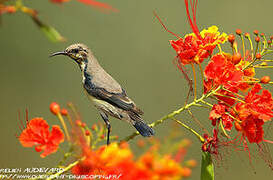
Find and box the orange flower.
[72,143,150,180]
[0,5,17,15]
[19,118,64,158]
[138,153,185,180]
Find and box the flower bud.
[228,34,235,43]
[35,146,43,152]
[181,167,192,177]
[6,6,17,13]
[50,102,60,115]
[91,124,97,131]
[61,108,68,116]
[255,53,262,59]
[235,122,242,131]
[244,32,250,38]
[75,120,82,126]
[186,159,197,167]
[255,36,260,42]
[85,130,91,136]
[253,30,259,35]
[236,29,242,35]
[260,76,270,84]
[232,52,242,65]
[202,144,207,152]
[81,122,86,128]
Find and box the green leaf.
[201,152,214,180]
[31,16,66,43]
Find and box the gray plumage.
[50,43,154,140]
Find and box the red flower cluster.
[156,1,227,67]
[71,142,194,180]
[205,54,273,144]
[72,143,149,180]
[209,103,234,131]
[235,83,273,143]
[19,118,64,158]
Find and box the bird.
[50,43,154,145]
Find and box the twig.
[120,86,221,142]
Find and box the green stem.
[219,120,230,138]
[172,118,205,143]
[120,86,221,142]
[214,93,245,103]
[254,65,273,68]
[221,87,245,98]
[259,59,273,62]
[200,100,213,107]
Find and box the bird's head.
[50,43,91,68]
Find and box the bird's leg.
[100,112,111,145]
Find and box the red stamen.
[153,11,180,39]
[263,139,273,144]
[184,0,201,39]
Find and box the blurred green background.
[1,0,272,179]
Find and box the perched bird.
[50,43,154,144]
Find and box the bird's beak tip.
[49,51,67,58]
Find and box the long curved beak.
[49,51,67,58]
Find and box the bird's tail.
[129,112,154,137]
[133,120,154,137]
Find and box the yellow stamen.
[56,112,70,141]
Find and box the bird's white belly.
[85,92,123,119]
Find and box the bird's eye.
[71,49,79,54]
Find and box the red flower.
[204,54,243,89]
[209,103,233,131]
[241,115,264,143]
[235,84,273,143]
[237,84,273,122]
[156,0,227,67]
[170,35,209,65]
[202,129,219,155]
[204,53,244,105]
[19,118,64,157]
[171,0,227,65]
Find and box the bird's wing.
[84,83,144,115]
